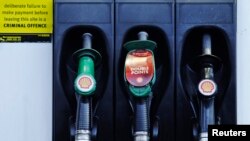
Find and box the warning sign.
[0,0,52,42]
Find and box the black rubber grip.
[76,96,91,130]
[134,99,149,132]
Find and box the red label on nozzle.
[125,49,154,87]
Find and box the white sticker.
[76,75,94,93]
[198,79,217,96]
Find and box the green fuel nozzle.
[124,31,157,141]
[73,33,101,141]
[73,33,101,96]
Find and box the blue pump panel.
[54,0,114,141]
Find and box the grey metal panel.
[237,0,250,124]
[176,0,235,3]
[0,43,52,141]
[57,4,111,23]
[118,4,172,23]
[116,0,172,3]
[179,4,234,24]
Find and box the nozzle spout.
[138,31,148,41]
[82,33,93,49]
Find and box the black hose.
[134,99,149,132]
[200,98,215,133]
[76,95,91,130]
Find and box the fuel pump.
[193,34,222,141]
[73,33,101,141]
[124,31,156,141]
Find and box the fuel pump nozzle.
[124,31,157,141]
[73,33,101,141]
[195,34,222,141]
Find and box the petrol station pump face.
[125,49,154,87]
